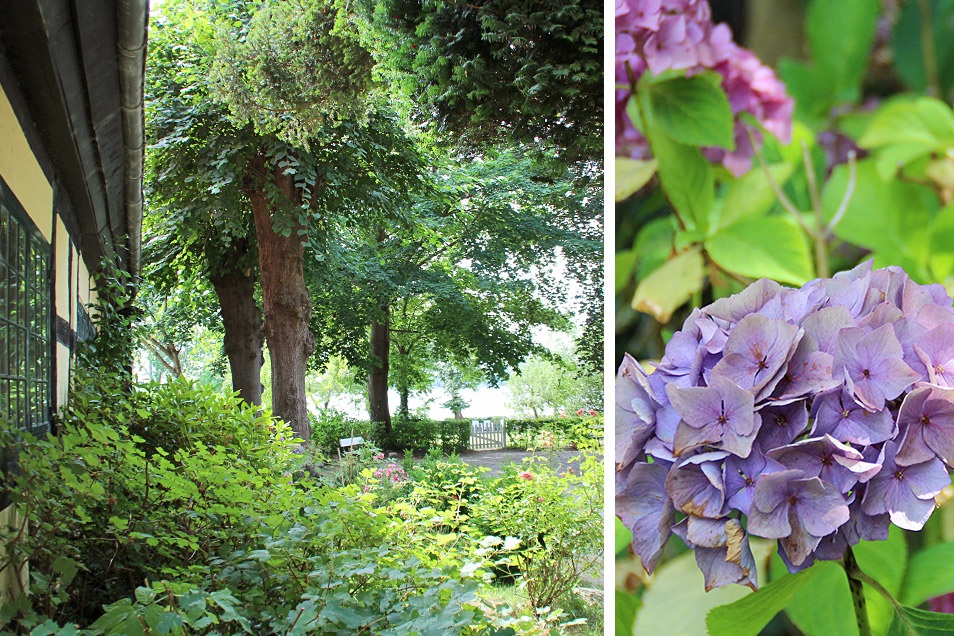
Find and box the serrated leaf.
[647,75,734,149]
[705,216,813,285]
[632,247,704,323]
[707,569,816,636]
[901,541,954,606]
[718,163,795,230]
[616,158,657,201]
[888,606,954,636]
[651,131,714,234]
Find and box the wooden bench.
[338,436,365,460]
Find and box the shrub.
[407,452,488,531]
[470,452,603,610]
[0,377,516,634]
[505,416,594,449]
[0,370,300,626]
[308,411,383,454]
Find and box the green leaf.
[615,249,637,295]
[135,586,157,605]
[804,0,879,102]
[782,560,857,636]
[892,0,954,99]
[854,526,909,635]
[632,247,705,323]
[646,75,734,149]
[887,606,954,636]
[616,516,633,556]
[51,556,79,587]
[822,158,938,265]
[636,550,751,636]
[706,569,816,636]
[616,590,640,636]
[705,216,813,285]
[859,98,948,148]
[902,541,954,606]
[651,130,714,234]
[717,162,795,230]
[616,158,657,202]
[156,612,185,634]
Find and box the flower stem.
[844,547,873,636]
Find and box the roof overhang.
[0,0,147,280]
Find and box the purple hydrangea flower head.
[747,469,850,567]
[724,449,785,515]
[914,324,954,387]
[895,384,954,467]
[672,516,757,590]
[811,390,896,446]
[835,324,920,411]
[616,460,675,572]
[767,434,881,494]
[667,375,758,457]
[616,353,658,470]
[615,0,793,175]
[665,451,730,518]
[709,314,802,401]
[617,261,954,589]
[862,442,949,530]
[755,401,809,450]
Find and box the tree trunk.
[453,408,463,419]
[209,263,263,405]
[368,305,391,433]
[398,387,410,418]
[248,153,314,440]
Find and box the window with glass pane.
[0,182,51,435]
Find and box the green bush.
[0,375,516,634]
[506,414,604,451]
[308,411,384,453]
[0,371,301,626]
[470,452,603,610]
[436,419,471,454]
[407,452,488,531]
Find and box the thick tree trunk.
[209,264,263,405]
[248,153,314,440]
[453,408,463,419]
[368,306,391,433]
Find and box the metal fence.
[469,418,506,450]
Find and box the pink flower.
[577,408,585,416]
[615,0,793,176]
[519,471,533,481]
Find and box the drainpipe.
[117,0,148,284]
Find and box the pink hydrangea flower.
[615,0,793,176]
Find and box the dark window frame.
[0,175,52,437]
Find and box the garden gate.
[469,419,506,450]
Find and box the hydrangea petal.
[665,451,729,518]
[897,385,954,467]
[616,461,675,572]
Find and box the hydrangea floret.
[615,0,794,175]
[616,262,954,590]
